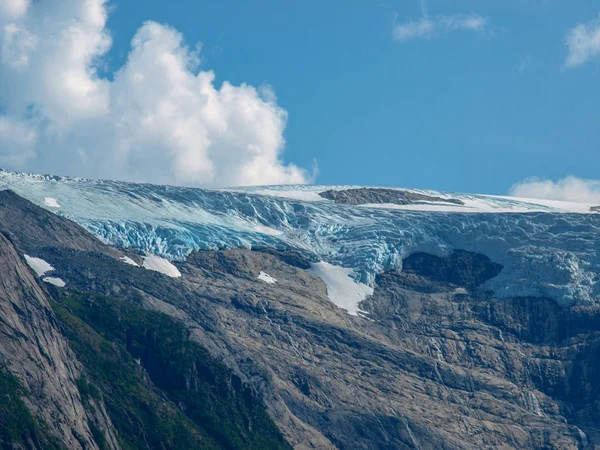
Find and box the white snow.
[3,171,600,309]
[43,277,66,287]
[44,197,61,208]
[249,189,326,202]
[359,194,598,214]
[120,256,139,267]
[490,195,597,214]
[24,255,55,276]
[253,225,284,236]
[309,262,374,316]
[257,271,277,284]
[142,254,182,278]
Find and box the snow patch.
[253,225,283,236]
[360,195,598,214]
[24,255,55,276]
[257,271,277,284]
[490,195,596,214]
[142,254,181,278]
[249,188,326,202]
[43,277,66,287]
[120,256,139,267]
[44,197,60,208]
[309,262,374,316]
[3,172,600,309]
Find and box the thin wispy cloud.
[393,1,487,41]
[509,176,600,204]
[565,14,600,68]
[518,55,532,73]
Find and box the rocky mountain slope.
[0,190,289,450]
[1,175,600,449]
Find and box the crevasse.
[1,170,599,306]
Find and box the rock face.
[0,192,290,450]
[0,190,119,258]
[319,187,465,206]
[591,206,600,213]
[402,250,503,290]
[2,190,600,449]
[0,233,119,449]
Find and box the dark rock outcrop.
[319,187,464,206]
[0,189,119,258]
[402,249,503,290]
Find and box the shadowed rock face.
[319,187,465,206]
[2,192,600,449]
[0,190,119,258]
[592,206,600,213]
[402,250,503,290]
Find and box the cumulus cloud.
[509,176,600,204]
[393,12,487,41]
[0,0,310,187]
[565,14,600,68]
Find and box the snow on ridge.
[43,277,66,287]
[359,195,598,214]
[253,189,326,202]
[120,256,140,267]
[257,271,277,284]
[44,197,60,208]
[142,254,181,278]
[24,255,55,277]
[238,185,598,213]
[3,171,600,308]
[309,262,374,316]
[488,195,597,214]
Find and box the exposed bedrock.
[43,243,597,448]
[319,187,465,206]
[1,192,600,449]
[0,233,119,449]
[401,249,503,290]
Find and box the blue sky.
[101,0,600,193]
[0,0,599,197]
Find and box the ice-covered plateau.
[1,169,599,308]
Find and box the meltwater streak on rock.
[1,170,599,307]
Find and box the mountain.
[0,169,600,449]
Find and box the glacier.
[1,169,599,307]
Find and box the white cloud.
[393,14,487,41]
[0,0,30,20]
[565,14,600,68]
[0,116,37,166]
[0,0,310,187]
[509,176,600,204]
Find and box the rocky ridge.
[319,187,465,206]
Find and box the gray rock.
[2,191,599,449]
[319,187,465,206]
[0,233,119,449]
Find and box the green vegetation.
[0,370,61,450]
[52,290,291,450]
